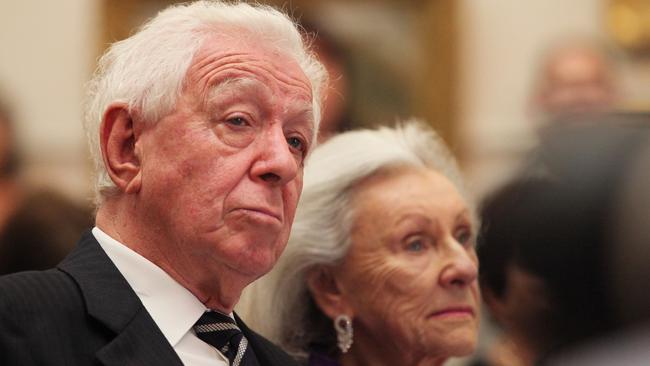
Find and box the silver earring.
[334,314,353,353]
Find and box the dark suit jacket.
[0,231,298,366]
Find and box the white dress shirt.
[93,227,229,366]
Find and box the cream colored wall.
[0,0,100,202]
[458,0,607,200]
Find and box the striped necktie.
[193,311,260,366]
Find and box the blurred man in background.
[530,40,619,125]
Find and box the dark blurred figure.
[477,113,650,366]
[473,178,551,366]
[0,190,94,275]
[302,22,352,142]
[530,40,619,125]
[0,93,93,274]
[549,120,650,366]
[0,96,22,234]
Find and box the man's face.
[135,33,314,287]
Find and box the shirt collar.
[92,227,208,347]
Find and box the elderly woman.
[241,121,480,366]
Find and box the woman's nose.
[439,241,478,288]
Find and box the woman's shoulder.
[308,352,340,366]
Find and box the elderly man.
[0,1,325,365]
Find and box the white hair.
[239,119,474,359]
[84,0,326,205]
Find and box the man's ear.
[306,266,354,320]
[100,104,142,194]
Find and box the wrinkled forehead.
[186,28,312,92]
[351,167,470,215]
[206,77,314,113]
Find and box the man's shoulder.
[0,268,114,365]
[0,269,83,314]
[0,230,99,311]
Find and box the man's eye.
[226,117,248,126]
[287,136,305,152]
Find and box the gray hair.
[84,0,326,205]
[241,119,473,359]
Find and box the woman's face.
[337,168,480,360]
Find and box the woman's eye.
[455,228,472,246]
[405,238,425,252]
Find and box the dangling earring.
[334,314,353,353]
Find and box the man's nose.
[251,126,299,185]
[439,240,478,288]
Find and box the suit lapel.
[58,231,183,366]
[95,306,183,366]
[236,313,272,364]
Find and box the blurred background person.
[240,121,480,366]
[0,189,93,275]
[301,22,353,142]
[529,39,620,126]
[458,0,650,204]
[0,95,22,234]
[0,92,93,275]
[550,118,650,366]
[476,115,650,366]
[474,177,558,366]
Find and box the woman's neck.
[338,331,447,366]
[340,353,446,366]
